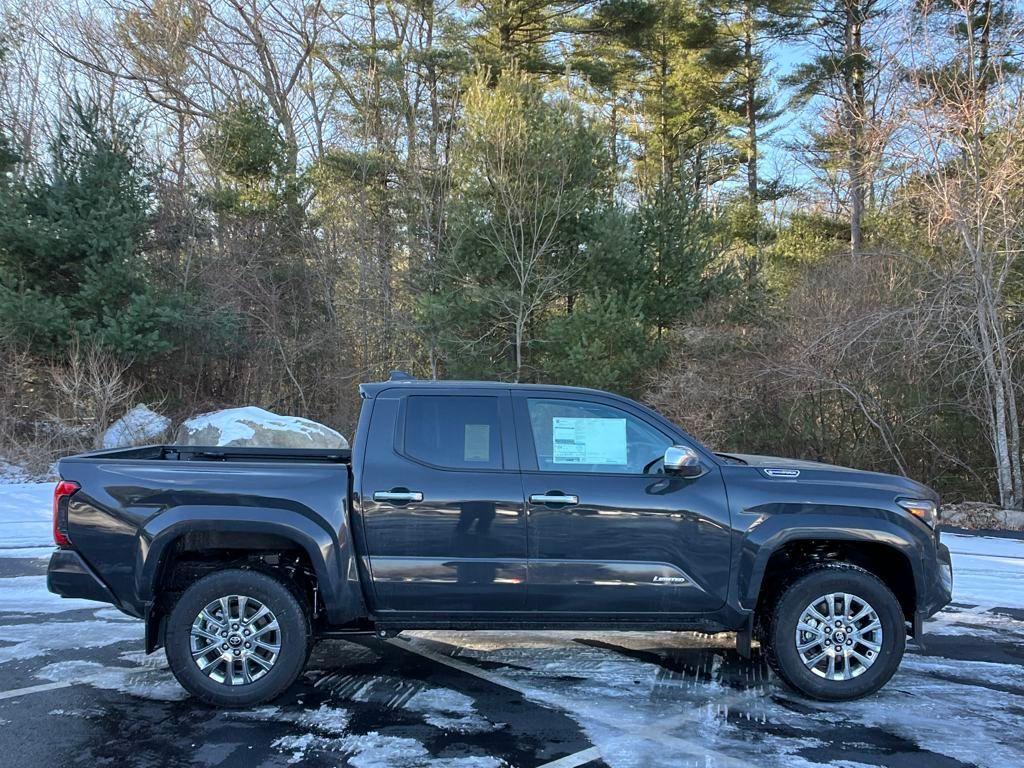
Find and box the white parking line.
[387,636,758,768]
[535,746,602,768]
[0,681,73,700]
[385,637,532,694]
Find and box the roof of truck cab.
[358,377,717,460]
[358,379,627,400]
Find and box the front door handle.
[374,490,424,503]
[529,493,579,505]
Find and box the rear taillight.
[52,480,80,548]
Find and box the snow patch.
[0,618,142,664]
[0,576,106,614]
[403,687,499,733]
[335,732,503,768]
[177,406,348,449]
[0,458,31,483]
[35,659,187,701]
[0,546,54,559]
[0,482,56,549]
[102,404,170,448]
[272,733,319,764]
[943,532,1024,608]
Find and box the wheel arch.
[739,509,924,626]
[138,505,366,643]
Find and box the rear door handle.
[529,493,578,505]
[373,490,423,503]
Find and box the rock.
[941,501,1024,531]
[103,405,171,449]
[176,406,348,449]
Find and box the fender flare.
[137,504,366,627]
[737,506,925,611]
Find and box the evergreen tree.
[581,0,741,193]
[785,0,889,254]
[718,0,808,206]
[459,0,602,73]
[0,103,178,358]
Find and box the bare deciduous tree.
[897,0,1024,508]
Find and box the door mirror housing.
[664,445,703,477]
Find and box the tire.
[763,564,905,701]
[165,569,311,707]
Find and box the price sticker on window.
[551,417,627,465]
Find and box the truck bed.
[61,444,352,464]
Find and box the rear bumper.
[47,549,118,606]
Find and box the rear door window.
[403,395,503,470]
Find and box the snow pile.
[0,481,56,551]
[945,532,1024,608]
[102,404,171,449]
[0,457,31,483]
[176,406,348,449]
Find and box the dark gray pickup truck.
[48,376,952,706]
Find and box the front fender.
[138,505,365,626]
[737,503,929,610]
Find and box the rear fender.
[138,505,366,626]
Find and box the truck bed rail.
[61,444,352,464]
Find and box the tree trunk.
[744,0,758,203]
[845,0,867,255]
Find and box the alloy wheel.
[795,592,883,681]
[189,594,281,686]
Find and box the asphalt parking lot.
[2,539,1024,768]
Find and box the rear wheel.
[165,569,310,707]
[764,565,905,701]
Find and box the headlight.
[897,498,938,528]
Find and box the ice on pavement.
[403,686,499,733]
[35,659,188,701]
[331,732,503,768]
[0,618,141,663]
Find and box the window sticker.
[464,424,491,462]
[551,417,627,465]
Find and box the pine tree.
[0,102,176,358]
[785,0,890,254]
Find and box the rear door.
[514,391,732,615]
[359,387,527,613]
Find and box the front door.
[359,388,527,613]
[514,392,732,615]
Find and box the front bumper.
[913,541,953,639]
[47,549,118,606]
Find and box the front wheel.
[764,565,906,701]
[165,569,310,707]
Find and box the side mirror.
[664,445,703,478]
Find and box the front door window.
[526,398,672,474]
